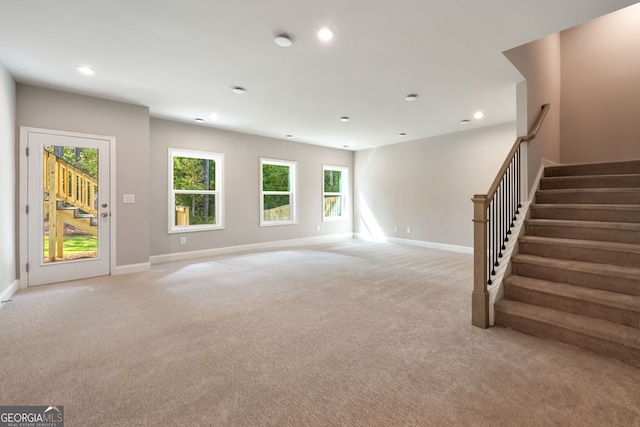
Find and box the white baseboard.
[114,262,151,275]
[0,280,19,305]
[353,233,473,254]
[386,236,473,254]
[150,233,354,265]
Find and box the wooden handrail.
[471,103,550,328]
[521,103,550,142]
[486,104,550,200]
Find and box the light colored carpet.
[1,239,638,426]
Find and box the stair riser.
[511,261,640,296]
[504,284,639,328]
[544,161,640,177]
[540,176,640,190]
[518,241,640,268]
[536,191,640,205]
[494,311,640,367]
[524,223,640,244]
[530,207,640,223]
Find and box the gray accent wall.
[16,84,151,268]
[354,123,516,249]
[149,118,354,257]
[0,64,16,295]
[505,3,640,173]
[560,3,640,163]
[504,33,562,197]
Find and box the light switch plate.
[123,194,135,204]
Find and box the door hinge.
[26,147,29,156]
[26,263,30,273]
[26,205,29,214]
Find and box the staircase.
[55,200,98,235]
[495,160,640,367]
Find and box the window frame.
[168,147,224,233]
[260,158,297,226]
[322,165,349,222]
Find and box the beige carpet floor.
[1,239,639,426]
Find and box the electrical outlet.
[406,227,411,234]
[394,226,398,233]
[316,225,321,231]
[180,237,186,245]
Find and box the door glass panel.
[42,145,99,263]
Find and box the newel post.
[471,194,489,328]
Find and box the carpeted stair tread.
[544,160,640,177]
[513,254,640,280]
[530,204,640,223]
[494,300,640,366]
[540,174,640,190]
[525,218,640,230]
[504,275,640,328]
[525,218,640,244]
[511,254,640,295]
[518,235,640,267]
[535,188,640,204]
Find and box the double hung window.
[261,158,297,226]
[169,148,223,232]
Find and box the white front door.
[22,128,114,286]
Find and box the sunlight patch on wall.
[358,194,386,242]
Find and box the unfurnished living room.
[0,1,639,426]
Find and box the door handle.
[101,212,109,217]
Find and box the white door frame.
[19,127,117,288]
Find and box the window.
[169,148,223,233]
[261,158,297,226]
[323,165,348,221]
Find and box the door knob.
[102,203,108,208]
[101,212,109,217]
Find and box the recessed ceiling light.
[274,34,292,47]
[317,27,334,41]
[210,113,218,120]
[194,118,205,123]
[460,119,470,124]
[340,116,349,122]
[77,66,94,75]
[474,111,484,119]
[285,134,294,138]
[232,87,246,94]
[398,133,406,137]
[405,94,418,101]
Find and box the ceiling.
[0,1,637,150]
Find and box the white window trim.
[168,148,224,233]
[260,158,297,226]
[322,165,349,222]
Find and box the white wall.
[149,118,354,257]
[354,122,516,249]
[0,64,16,299]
